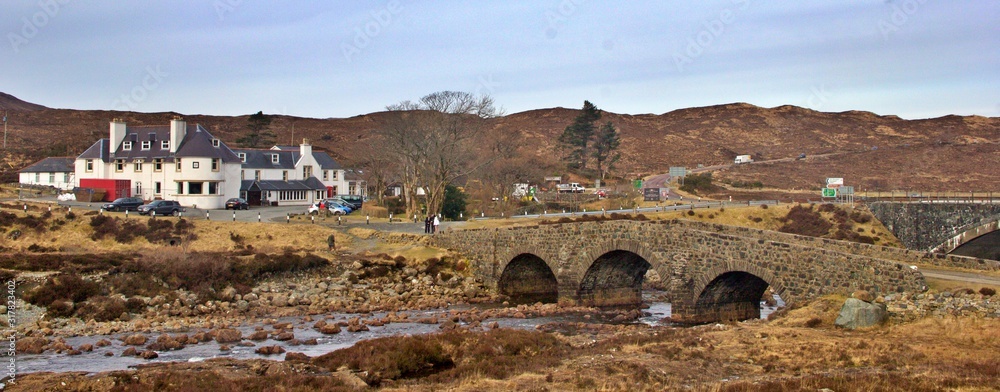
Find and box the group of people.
[423,214,440,234]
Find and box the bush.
[75,295,127,322]
[24,273,101,307]
[979,287,996,296]
[778,205,833,237]
[679,173,716,194]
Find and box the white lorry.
[557,182,585,193]
[734,155,753,164]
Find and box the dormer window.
[161,140,169,150]
[141,141,151,150]
[238,153,246,162]
[212,139,220,148]
[271,154,279,163]
[122,141,132,151]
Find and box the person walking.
[432,214,440,234]
[424,215,431,234]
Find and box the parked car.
[225,197,249,210]
[308,203,348,215]
[137,200,184,216]
[102,197,143,212]
[332,195,363,210]
[320,199,353,213]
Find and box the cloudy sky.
[2,1,997,119]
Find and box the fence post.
[258,212,261,222]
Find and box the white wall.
[19,172,74,190]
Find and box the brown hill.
[0,92,48,111]
[0,92,996,191]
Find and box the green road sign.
[633,179,642,189]
[822,188,837,198]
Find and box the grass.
[925,277,1000,294]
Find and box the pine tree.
[237,111,276,148]
[557,101,601,170]
[592,121,621,180]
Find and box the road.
[920,267,1000,286]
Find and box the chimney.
[300,138,312,159]
[109,119,127,153]
[169,117,186,153]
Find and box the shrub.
[24,273,101,307]
[75,295,127,322]
[979,287,996,296]
[47,299,75,318]
[778,204,833,237]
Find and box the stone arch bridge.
[433,219,930,324]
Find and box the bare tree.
[351,136,397,207]
[378,91,504,218]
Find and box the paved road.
[920,267,1000,286]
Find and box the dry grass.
[925,277,1000,293]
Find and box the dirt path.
[921,267,1000,286]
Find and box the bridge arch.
[931,219,1000,259]
[689,261,787,322]
[574,239,659,307]
[496,252,559,303]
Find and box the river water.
[18,295,784,375]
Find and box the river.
[18,295,784,375]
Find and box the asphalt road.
[920,267,1000,286]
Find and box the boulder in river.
[214,328,243,343]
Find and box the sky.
[1,1,997,120]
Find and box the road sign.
[840,186,854,195]
[826,178,844,188]
[633,179,642,189]
[822,188,837,198]
[669,167,687,178]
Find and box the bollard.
[286,214,290,224]
[233,211,236,222]
[311,215,314,224]
[258,212,261,222]
[481,212,485,218]
[602,207,605,216]
[125,210,129,218]
[151,210,156,219]
[366,215,370,225]
[178,211,182,218]
[501,212,504,218]
[23,204,27,213]
[99,208,103,215]
[338,216,341,225]
[206,211,210,221]
[48,206,51,212]
[68,206,71,213]
[460,212,463,219]
[389,213,392,224]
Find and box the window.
[34,173,39,182]
[192,161,200,169]
[153,158,162,172]
[271,154,279,163]
[332,170,338,180]
[176,159,182,172]
[211,158,219,171]
[282,171,288,181]
[331,186,338,195]
[238,153,246,162]
[189,182,203,194]
[115,159,124,172]
[48,173,54,183]
[63,173,69,183]
[141,141,151,150]
[177,182,183,194]
[254,170,261,180]
[322,170,328,181]
[208,182,218,195]
[122,141,132,151]
[161,140,169,150]
[134,161,142,172]
[303,165,312,179]
[212,139,220,147]
[154,181,161,195]
[241,170,245,180]
[86,159,93,172]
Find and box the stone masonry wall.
[869,202,1000,252]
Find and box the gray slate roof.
[240,177,326,192]
[232,148,343,170]
[19,157,75,173]
[77,124,240,163]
